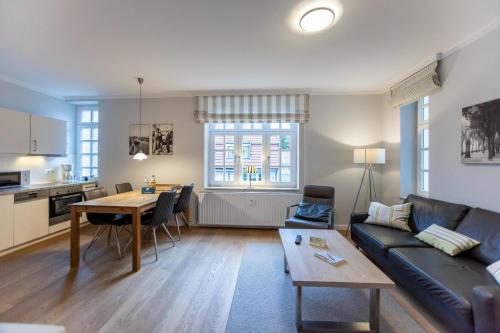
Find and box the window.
[77,106,99,179]
[417,96,429,194]
[205,123,298,188]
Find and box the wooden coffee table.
[279,229,395,333]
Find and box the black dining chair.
[285,185,335,229]
[172,184,194,241]
[82,188,132,261]
[115,182,133,194]
[141,191,177,261]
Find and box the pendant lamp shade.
[133,77,148,161]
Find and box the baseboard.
[0,222,90,258]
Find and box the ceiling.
[0,0,499,99]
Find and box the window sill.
[203,187,300,192]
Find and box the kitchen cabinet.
[30,114,67,156]
[0,108,30,154]
[0,195,14,251]
[14,198,49,245]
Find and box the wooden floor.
[0,226,279,333]
[0,227,444,333]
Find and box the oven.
[49,185,82,225]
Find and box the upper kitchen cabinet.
[30,114,67,156]
[0,108,30,154]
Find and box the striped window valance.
[194,94,310,123]
[390,61,441,108]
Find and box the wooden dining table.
[70,188,185,272]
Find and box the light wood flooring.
[0,226,278,333]
[0,226,445,333]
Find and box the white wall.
[429,27,500,210]
[0,80,76,183]
[99,94,384,227]
[381,26,500,212]
[305,95,384,227]
[99,97,204,193]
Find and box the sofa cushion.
[388,247,497,333]
[351,223,428,258]
[364,202,412,231]
[404,194,470,232]
[415,224,480,256]
[455,208,500,265]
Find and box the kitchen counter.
[0,180,97,196]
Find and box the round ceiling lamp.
[299,7,335,32]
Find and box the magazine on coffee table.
[314,251,346,265]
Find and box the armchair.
[285,185,335,229]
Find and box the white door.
[14,198,49,245]
[0,108,30,154]
[30,115,67,155]
[0,195,14,251]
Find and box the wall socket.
[45,169,55,177]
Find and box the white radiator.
[198,191,302,227]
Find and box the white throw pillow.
[364,202,412,232]
[487,260,500,284]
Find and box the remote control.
[295,235,302,245]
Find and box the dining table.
[70,186,185,272]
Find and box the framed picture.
[151,123,173,155]
[462,98,500,164]
[129,124,150,156]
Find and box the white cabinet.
[30,115,67,156]
[0,108,30,154]
[14,198,49,245]
[0,195,14,251]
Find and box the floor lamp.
[352,148,386,213]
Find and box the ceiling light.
[299,7,335,32]
[133,77,148,161]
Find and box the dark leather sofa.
[351,194,500,333]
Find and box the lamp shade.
[353,148,385,164]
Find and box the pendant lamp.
[133,77,148,160]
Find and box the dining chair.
[172,184,194,241]
[140,191,176,261]
[115,182,133,194]
[82,188,132,261]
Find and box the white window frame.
[417,96,429,195]
[204,123,299,189]
[76,105,99,180]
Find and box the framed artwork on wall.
[129,124,150,156]
[151,123,173,155]
[462,98,500,164]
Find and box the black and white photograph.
[129,124,150,156]
[151,123,173,155]
[462,98,500,164]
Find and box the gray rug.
[226,243,425,333]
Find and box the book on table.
[314,251,346,265]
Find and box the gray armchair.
[285,185,335,229]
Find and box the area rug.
[225,242,425,333]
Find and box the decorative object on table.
[152,123,173,155]
[352,148,385,213]
[285,185,335,229]
[131,77,149,160]
[314,251,345,265]
[141,176,156,194]
[309,236,327,248]
[364,202,412,231]
[245,165,257,188]
[461,97,500,164]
